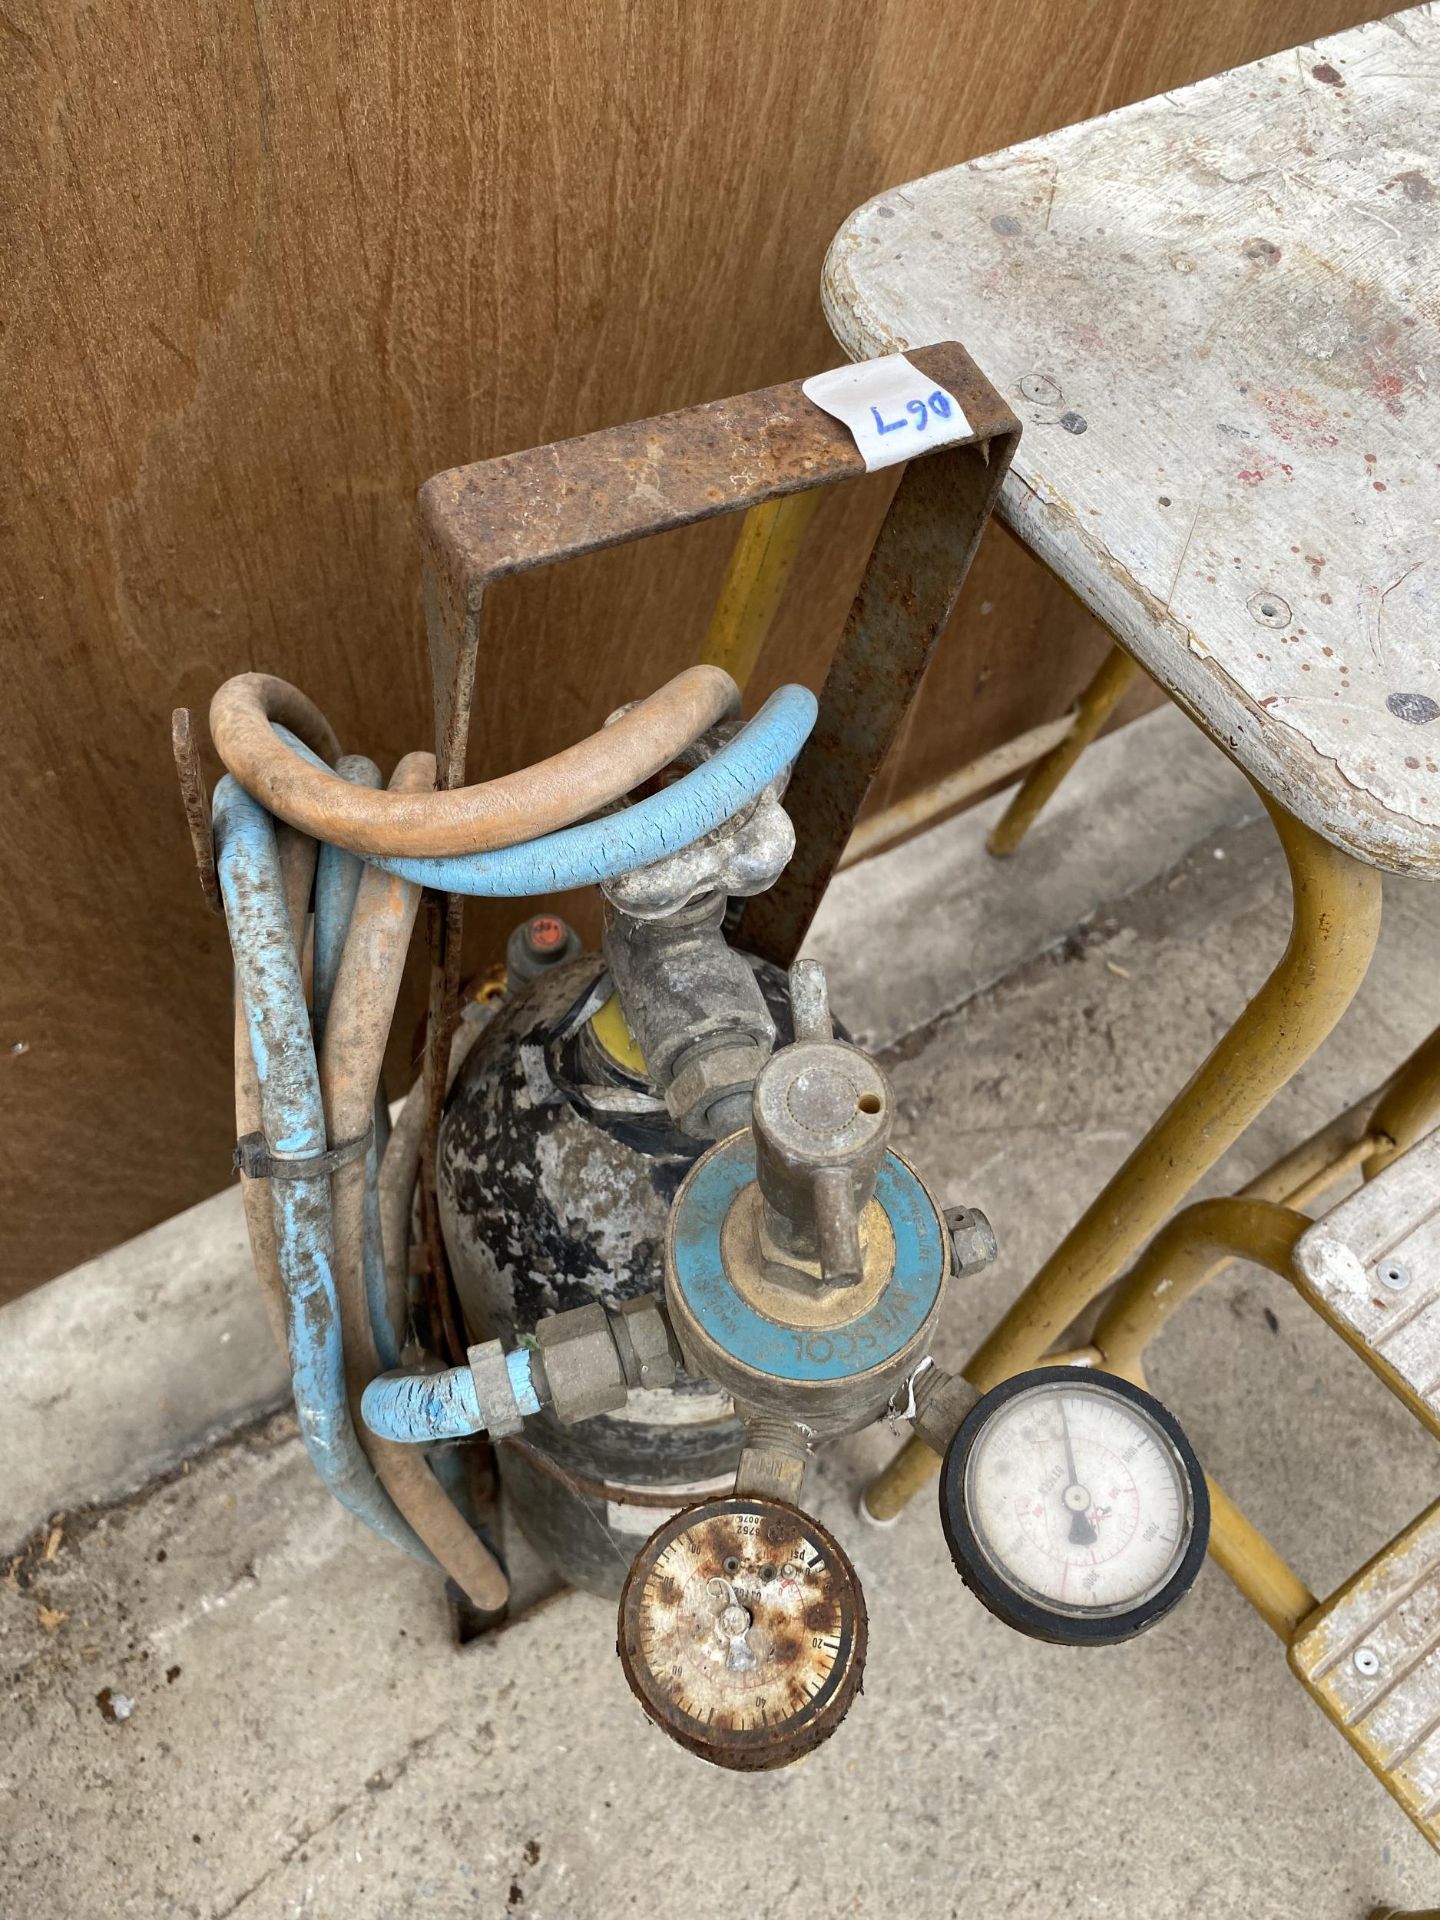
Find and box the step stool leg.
[1205,1475,1317,1642]
[968,796,1382,1389]
[986,644,1140,857]
[1363,1021,1440,1178]
[1089,1197,1307,1380]
[863,795,1382,1520]
[859,1423,949,1525]
[698,490,822,692]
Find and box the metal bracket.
[172,707,224,916]
[412,340,1020,1288]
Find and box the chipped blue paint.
[265,683,818,897]
[361,1365,483,1443]
[214,685,814,1525]
[212,775,431,1562]
[360,1347,542,1443]
[508,1345,543,1417]
[669,1135,946,1384]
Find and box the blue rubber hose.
[219,685,814,1530]
[361,1349,543,1444]
[268,682,818,896]
[212,775,431,1561]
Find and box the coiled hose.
[268,684,818,897]
[211,665,817,1601]
[318,750,510,1610]
[211,665,741,856]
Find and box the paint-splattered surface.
[1291,1494,1440,1846]
[1294,1128,1440,1432]
[1289,1130,1440,1846]
[824,7,1440,874]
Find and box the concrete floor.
[4,731,1440,1918]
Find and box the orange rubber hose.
[210,665,740,858]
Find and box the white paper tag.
[802,353,972,472]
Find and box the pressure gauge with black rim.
[939,1366,1209,1646]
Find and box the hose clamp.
[233,1124,373,1182]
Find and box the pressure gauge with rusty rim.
[618,1496,866,1770]
[940,1367,1209,1646]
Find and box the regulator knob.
[750,959,893,1288]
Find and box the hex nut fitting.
[908,1363,980,1455]
[610,1295,681,1392]
[467,1338,528,1439]
[533,1303,629,1425]
[944,1205,998,1278]
[665,1039,767,1139]
[734,1412,811,1503]
[603,775,796,919]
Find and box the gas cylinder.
[437,946,797,1595]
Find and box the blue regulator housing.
[663,1130,950,1434]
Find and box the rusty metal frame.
[412,342,1019,1322]
[171,708,224,915]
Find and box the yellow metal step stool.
[869,1115,1440,1855]
[1292,1499,1440,1848]
[1287,1134,1440,1846]
[1291,1132,1440,1438]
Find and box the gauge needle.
[1057,1399,1097,1547]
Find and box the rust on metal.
[418,338,1016,795]
[171,707,224,914]
[738,343,1021,964]
[617,1496,867,1772]
[422,379,863,612]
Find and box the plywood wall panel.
[0,0,1390,1296]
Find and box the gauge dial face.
[618,1497,866,1771]
[941,1368,1208,1645]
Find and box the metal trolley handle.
[412,341,1020,1287]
